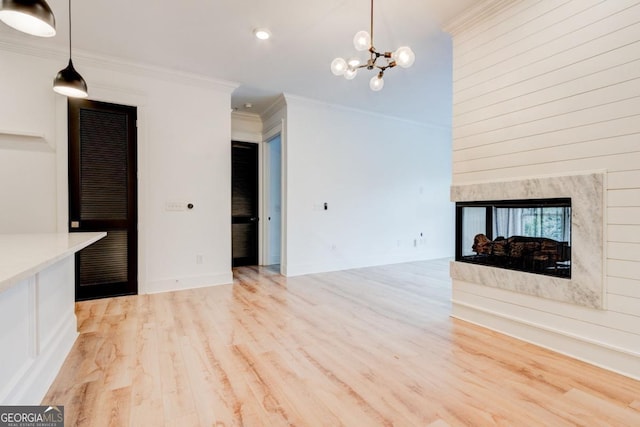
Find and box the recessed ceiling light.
[253,28,271,40]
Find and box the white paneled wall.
[448,0,640,378]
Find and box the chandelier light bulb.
[353,30,371,51]
[393,46,415,68]
[344,68,358,80]
[253,28,271,40]
[347,57,361,68]
[331,57,348,76]
[369,74,384,91]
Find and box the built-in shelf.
[0,130,53,152]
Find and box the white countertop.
[0,232,107,293]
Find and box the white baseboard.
[284,254,438,277]
[146,272,233,294]
[2,310,78,405]
[452,300,640,381]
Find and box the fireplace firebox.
[455,198,571,278]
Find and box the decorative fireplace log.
[472,234,570,269]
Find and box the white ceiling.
[1,0,475,125]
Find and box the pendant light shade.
[53,0,88,98]
[53,59,88,98]
[0,0,56,37]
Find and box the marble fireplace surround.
[450,172,605,309]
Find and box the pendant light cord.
[68,0,72,58]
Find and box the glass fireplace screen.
[455,198,571,278]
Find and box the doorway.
[68,99,138,301]
[265,134,282,266]
[232,141,259,267]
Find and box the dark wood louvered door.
[68,99,138,301]
[232,141,259,267]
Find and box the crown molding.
[443,0,524,36]
[0,35,239,94]
[231,111,262,120]
[282,93,449,131]
[262,94,287,120]
[78,53,239,94]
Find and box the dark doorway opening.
[232,141,259,267]
[68,99,138,300]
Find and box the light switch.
[165,201,188,211]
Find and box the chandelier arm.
[376,60,397,72]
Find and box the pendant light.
[0,0,56,37]
[53,0,87,98]
[331,0,415,91]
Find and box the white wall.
[447,0,640,378]
[0,42,237,294]
[0,50,57,233]
[283,95,454,276]
[134,73,235,293]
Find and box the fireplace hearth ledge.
[450,172,605,309]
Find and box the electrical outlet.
[196,254,203,264]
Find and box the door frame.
[260,132,281,267]
[55,88,148,294]
[259,120,286,272]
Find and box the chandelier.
[330,0,415,91]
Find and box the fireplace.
[449,173,604,309]
[456,198,571,278]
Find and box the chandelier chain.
[370,0,374,48]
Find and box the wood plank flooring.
[43,259,640,426]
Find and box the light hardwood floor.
[44,259,640,426]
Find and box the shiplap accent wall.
[447,0,640,379]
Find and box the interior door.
[68,99,138,301]
[232,141,259,267]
